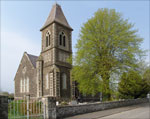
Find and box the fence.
[8,97,44,119]
[0,95,149,119]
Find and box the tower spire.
[40,3,72,31]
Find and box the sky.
[1,0,149,93]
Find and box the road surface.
[99,103,149,119]
[65,103,150,119]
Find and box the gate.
[8,98,45,119]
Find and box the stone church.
[14,3,75,101]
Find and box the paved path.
[65,103,150,119]
[99,103,150,119]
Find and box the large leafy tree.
[73,8,144,100]
[118,70,149,99]
[143,67,150,87]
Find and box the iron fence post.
[43,102,46,119]
[26,95,30,119]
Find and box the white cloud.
[1,31,40,93]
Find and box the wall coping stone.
[57,98,144,108]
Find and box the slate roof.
[27,53,38,68]
[40,3,72,31]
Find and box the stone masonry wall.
[14,53,37,99]
[0,96,8,119]
[56,98,149,118]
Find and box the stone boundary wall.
[0,96,148,119]
[0,95,8,119]
[56,98,149,118]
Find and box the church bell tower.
[37,3,73,100]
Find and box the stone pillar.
[71,80,75,99]
[36,56,43,98]
[70,70,75,100]
[26,95,30,119]
[53,66,60,98]
[53,23,56,64]
[55,70,60,98]
[0,95,8,119]
[43,97,57,119]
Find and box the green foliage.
[72,65,102,96]
[73,8,144,100]
[118,70,150,99]
[143,67,150,87]
[60,101,69,106]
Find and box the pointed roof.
[25,52,38,68]
[40,3,73,31]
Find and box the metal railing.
[8,99,44,119]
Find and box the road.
[99,103,149,119]
[65,103,150,119]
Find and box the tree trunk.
[101,73,111,101]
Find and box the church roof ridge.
[25,52,38,68]
[26,53,38,58]
[40,3,73,31]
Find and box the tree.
[73,8,144,100]
[118,70,149,99]
[143,67,150,87]
[9,93,14,98]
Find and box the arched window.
[59,32,66,47]
[63,36,66,47]
[46,32,50,47]
[46,36,48,47]
[59,34,62,45]
[24,79,26,93]
[48,34,50,46]
[46,74,49,89]
[27,77,29,92]
[20,79,22,93]
[62,73,67,89]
